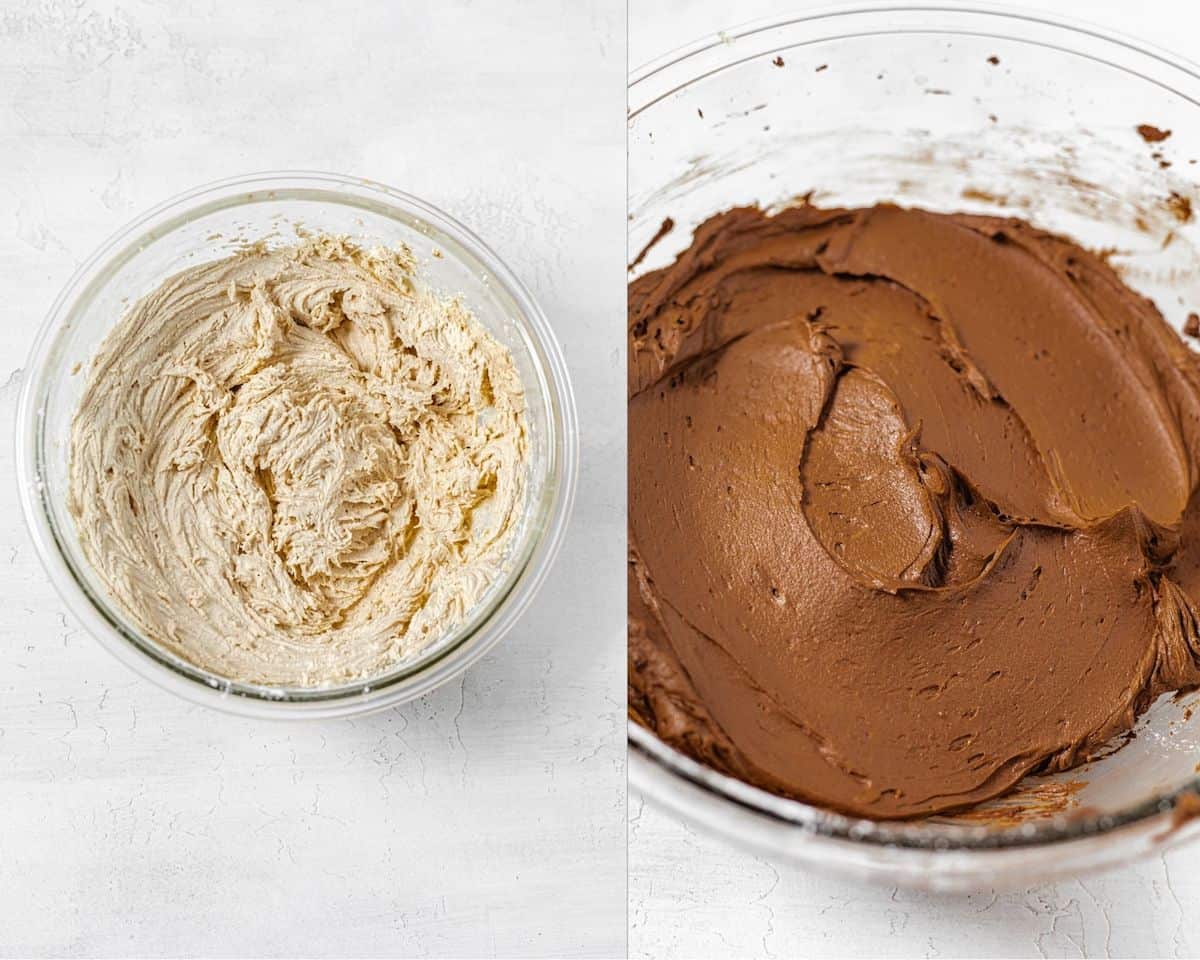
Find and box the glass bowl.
[628,4,1200,889]
[17,172,578,719]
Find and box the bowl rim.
[630,1,1200,97]
[16,170,579,719]
[627,3,1200,856]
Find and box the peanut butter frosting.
[629,203,1200,819]
[70,235,527,687]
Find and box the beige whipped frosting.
[68,235,527,687]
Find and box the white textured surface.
[631,794,1200,959]
[0,1,624,957]
[629,1,1200,958]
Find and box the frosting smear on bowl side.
[70,235,526,687]
[628,203,1200,819]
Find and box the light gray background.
[0,1,624,957]
[629,2,1200,958]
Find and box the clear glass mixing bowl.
[628,4,1200,889]
[17,172,578,719]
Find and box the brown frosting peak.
[628,204,1200,819]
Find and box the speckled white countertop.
[0,1,625,956]
[628,2,1200,958]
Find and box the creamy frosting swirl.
[629,204,1200,819]
[70,235,526,686]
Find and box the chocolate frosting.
[628,204,1200,819]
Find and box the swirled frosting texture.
[629,204,1200,819]
[70,236,526,686]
